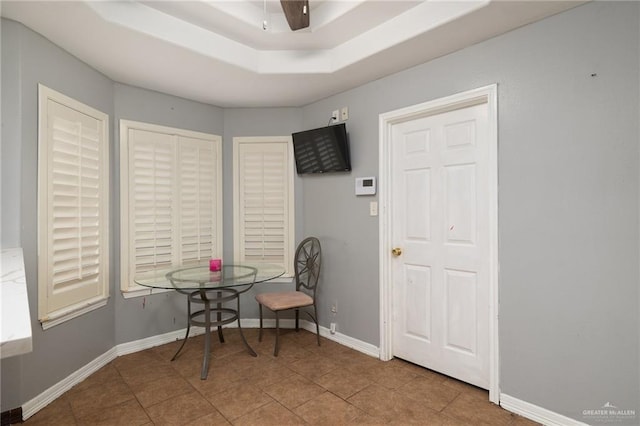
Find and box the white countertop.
[1,248,33,358]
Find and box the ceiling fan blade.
[280,0,310,31]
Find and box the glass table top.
[133,261,285,290]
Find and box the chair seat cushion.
[256,291,313,311]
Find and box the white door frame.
[378,84,499,403]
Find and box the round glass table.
[135,262,285,379]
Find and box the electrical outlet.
[341,106,349,121]
[330,322,336,334]
[331,109,339,123]
[331,301,338,314]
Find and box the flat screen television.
[292,123,351,174]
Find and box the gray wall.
[301,1,639,422]
[1,19,116,411]
[2,2,639,424]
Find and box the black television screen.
[292,123,351,174]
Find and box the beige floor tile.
[76,399,150,425]
[169,348,209,378]
[303,341,349,358]
[387,412,469,425]
[333,350,382,374]
[398,376,461,411]
[149,338,191,360]
[205,382,274,420]
[360,361,420,390]
[118,363,178,388]
[183,410,231,426]
[234,401,306,426]
[131,374,194,408]
[294,391,363,425]
[512,413,542,425]
[287,353,339,381]
[224,351,272,373]
[442,392,515,426]
[145,391,217,425]
[111,350,165,373]
[67,379,135,419]
[287,329,322,348]
[263,373,326,409]
[442,376,489,400]
[235,358,297,389]
[346,383,401,420]
[389,358,450,382]
[186,364,246,397]
[350,412,390,424]
[348,383,441,423]
[22,396,76,426]
[70,363,122,393]
[382,393,443,424]
[313,367,373,399]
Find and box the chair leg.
[295,309,300,331]
[274,311,280,357]
[258,304,263,342]
[314,304,320,347]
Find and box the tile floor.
[23,328,538,425]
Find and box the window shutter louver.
[38,86,109,327]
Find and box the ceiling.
[1,0,584,107]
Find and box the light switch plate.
[370,201,378,216]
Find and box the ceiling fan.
[280,0,310,31]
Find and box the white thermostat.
[355,176,376,196]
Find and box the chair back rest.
[294,237,321,297]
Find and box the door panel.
[391,102,489,389]
[405,265,432,341]
[445,164,476,244]
[444,269,477,354]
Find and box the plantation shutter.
[128,129,175,277]
[38,85,110,328]
[177,136,220,265]
[234,138,293,274]
[120,121,222,294]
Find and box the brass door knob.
[391,247,403,257]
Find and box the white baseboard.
[501,394,588,426]
[242,318,380,358]
[21,320,378,420]
[116,326,206,356]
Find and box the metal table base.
[171,287,256,379]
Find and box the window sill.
[40,295,109,330]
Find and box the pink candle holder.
[209,258,221,272]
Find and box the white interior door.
[390,102,490,389]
